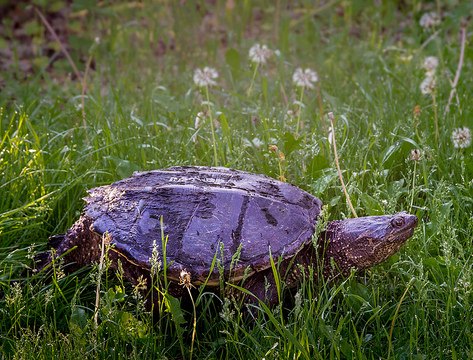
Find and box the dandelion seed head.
[249,43,272,64]
[179,269,194,289]
[423,56,439,75]
[419,12,441,29]
[409,149,422,161]
[292,68,318,89]
[420,75,436,95]
[193,67,219,87]
[451,127,471,149]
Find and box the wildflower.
[5,282,22,307]
[409,149,422,161]
[149,240,162,277]
[249,43,272,64]
[133,275,148,294]
[451,127,472,149]
[292,68,318,89]
[26,244,36,260]
[423,56,439,75]
[219,298,235,322]
[419,12,441,29]
[413,105,421,117]
[44,288,54,306]
[420,75,436,95]
[193,67,218,87]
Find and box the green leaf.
[219,113,232,152]
[106,156,140,178]
[164,293,186,326]
[69,306,88,334]
[311,168,338,196]
[282,131,302,155]
[381,142,400,166]
[118,311,148,339]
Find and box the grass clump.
[1,1,473,359]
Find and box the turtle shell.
[85,166,322,285]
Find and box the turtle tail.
[33,234,66,272]
[48,234,65,249]
[35,215,103,274]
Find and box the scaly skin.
[240,212,418,305]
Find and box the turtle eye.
[391,217,405,228]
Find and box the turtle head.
[322,212,418,276]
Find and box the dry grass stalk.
[444,21,468,116]
[328,112,358,218]
[35,7,91,135]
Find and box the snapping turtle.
[41,166,417,305]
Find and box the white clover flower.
[249,43,272,64]
[420,75,436,95]
[193,67,219,87]
[451,127,471,149]
[419,12,441,29]
[292,68,318,89]
[423,56,439,75]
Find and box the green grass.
[1,1,473,358]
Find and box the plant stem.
[409,160,417,213]
[388,279,414,359]
[186,286,197,360]
[432,92,439,146]
[205,86,219,166]
[444,22,467,116]
[94,233,107,328]
[247,63,259,96]
[295,88,305,136]
[328,112,357,218]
